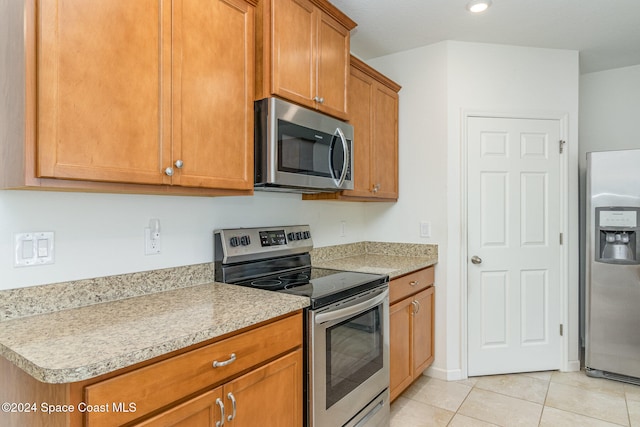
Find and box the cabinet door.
[316,11,349,119]
[271,0,316,109]
[134,388,223,427]
[172,0,254,190]
[342,64,373,197]
[38,0,170,184]
[389,297,413,402]
[224,349,302,427]
[412,287,435,375]
[371,83,399,199]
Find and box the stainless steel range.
[214,225,390,427]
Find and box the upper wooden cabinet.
[170,0,256,191]
[304,56,401,201]
[1,0,255,196]
[256,0,356,120]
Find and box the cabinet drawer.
[84,313,302,427]
[389,267,434,304]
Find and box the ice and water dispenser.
[595,207,640,264]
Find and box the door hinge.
[560,324,564,336]
[559,233,563,245]
[559,140,566,154]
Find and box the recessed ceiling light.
[467,0,492,13]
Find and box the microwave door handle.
[315,289,388,324]
[331,127,349,188]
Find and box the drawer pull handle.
[410,280,419,286]
[215,398,225,427]
[212,353,236,368]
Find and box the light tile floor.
[391,370,640,426]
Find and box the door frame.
[460,110,571,378]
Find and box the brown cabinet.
[303,56,400,202]
[1,0,255,196]
[256,0,356,120]
[389,267,435,401]
[135,350,302,427]
[0,312,303,427]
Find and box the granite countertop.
[0,282,309,384]
[0,241,435,385]
[311,241,438,279]
[314,253,436,278]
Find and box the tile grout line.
[444,379,475,426]
[537,374,553,426]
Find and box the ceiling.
[330,0,640,74]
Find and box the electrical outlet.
[145,227,161,255]
[340,221,347,237]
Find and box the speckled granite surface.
[311,242,437,278]
[0,243,431,384]
[0,263,215,321]
[0,282,309,384]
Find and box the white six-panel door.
[467,116,562,376]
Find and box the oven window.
[325,306,383,409]
[278,120,332,177]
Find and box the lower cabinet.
[0,312,303,427]
[83,313,303,427]
[135,350,302,427]
[389,267,435,401]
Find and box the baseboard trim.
[564,360,581,372]
[424,366,464,381]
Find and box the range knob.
[240,235,251,246]
[303,231,311,239]
[287,232,296,241]
[229,237,240,247]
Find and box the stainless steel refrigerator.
[585,149,640,384]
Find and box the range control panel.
[214,225,313,264]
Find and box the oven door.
[309,286,390,427]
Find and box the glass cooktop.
[233,267,388,309]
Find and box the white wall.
[579,65,640,159]
[368,41,580,379]
[365,42,450,378]
[578,64,640,344]
[0,190,368,290]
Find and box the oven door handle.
[315,289,388,324]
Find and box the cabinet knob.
[164,167,174,177]
[372,183,380,193]
[312,96,325,104]
[174,159,184,169]
[410,280,419,286]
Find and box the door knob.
[471,255,482,264]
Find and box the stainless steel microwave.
[254,97,354,193]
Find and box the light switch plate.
[14,232,55,267]
[420,221,431,238]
